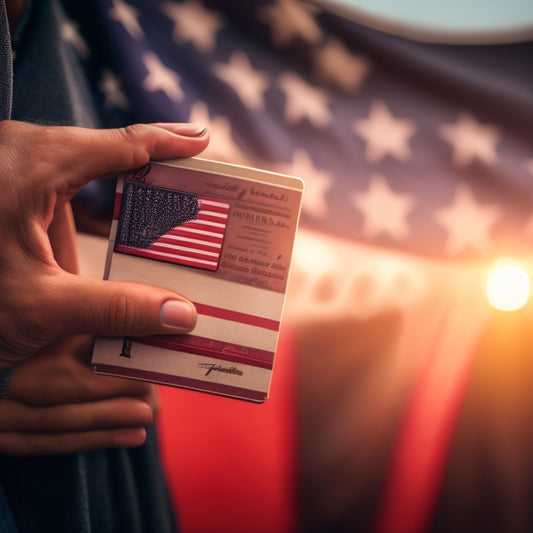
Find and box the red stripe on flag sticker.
[134,334,275,369]
[194,302,280,331]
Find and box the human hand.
[0,120,209,369]
[0,335,159,455]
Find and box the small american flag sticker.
[114,182,229,271]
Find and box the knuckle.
[103,292,138,334]
[114,124,151,169]
[121,123,149,139]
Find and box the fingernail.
[174,123,207,137]
[113,428,147,448]
[160,300,197,330]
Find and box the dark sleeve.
[0,366,16,402]
[0,480,19,533]
[0,0,13,120]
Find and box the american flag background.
[62,1,533,533]
[67,0,533,264]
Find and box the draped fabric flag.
[64,0,533,262]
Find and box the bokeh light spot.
[486,264,530,311]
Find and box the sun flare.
[486,263,530,311]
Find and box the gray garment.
[0,0,11,120]
[0,2,13,402]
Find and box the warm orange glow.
[486,263,530,311]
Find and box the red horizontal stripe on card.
[194,302,280,331]
[92,363,267,403]
[134,334,274,369]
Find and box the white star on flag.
[279,71,330,128]
[142,52,183,101]
[434,183,502,254]
[161,0,225,53]
[214,52,270,110]
[439,111,500,167]
[258,0,321,46]
[109,0,143,39]
[61,20,89,58]
[99,69,129,110]
[354,100,416,163]
[313,39,371,92]
[351,173,415,240]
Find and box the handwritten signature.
[198,363,244,377]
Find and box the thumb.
[54,275,197,338]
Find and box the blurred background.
[67,1,533,531]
